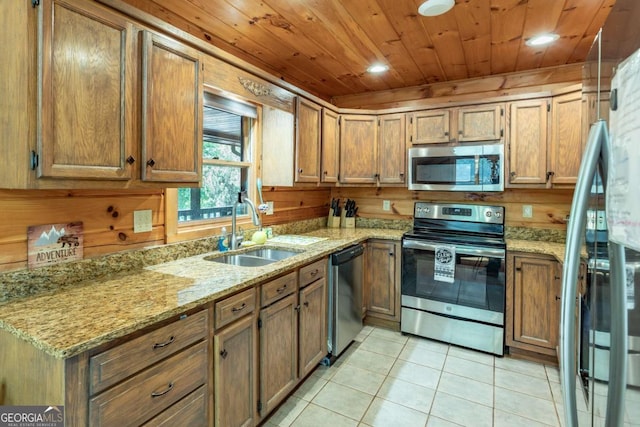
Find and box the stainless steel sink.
[243,248,301,260]
[204,248,301,267]
[205,254,276,267]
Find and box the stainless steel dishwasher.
[327,244,364,362]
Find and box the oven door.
[401,238,506,326]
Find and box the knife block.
[340,210,355,228]
[327,209,340,228]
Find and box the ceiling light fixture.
[525,33,560,47]
[367,63,389,73]
[418,0,455,17]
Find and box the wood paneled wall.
[331,187,574,230]
[0,187,328,273]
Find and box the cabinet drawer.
[90,310,208,394]
[89,341,207,427]
[261,271,297,307]
[142,385,207,427]
[299,258,326,288]
[215,287,256,329]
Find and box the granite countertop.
[0,228,403,359]
[506,239,569,263]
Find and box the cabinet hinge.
[515,267,522,271]
[410,117,413,124]
[257,400,262,413]
[547,103,551,112]
[32,0,40,7]
[257,318,262,329]
[500,108,504,116]
[338,117,341,125]
[378,119,380,126]
[500,129,503,138]
[409,135,413,142]
[30,150,39,170]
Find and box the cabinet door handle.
[276,285,287,294]
[151,382,174,398]
[555,296,562,301]
[294,305,301,312]
[510,171,516,178]
[231,303,246,313]
[444,131,449,136]
[298,168,303,173]
[147,158,156,167]
[546,171,555,181]
[303,301,309,307]
[220,349,228,359]
[152,335,175,349]
[126,155,135,165]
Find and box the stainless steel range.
[401,202,506,355]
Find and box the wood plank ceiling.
[120,0,615,101]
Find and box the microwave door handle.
[402,240,505,258]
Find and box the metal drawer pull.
[310,269,319,276]
[231,303,246,313]
[303,301,309,307]
[152,336,175,349]
[151,382,174,398]
[276,285,287,293]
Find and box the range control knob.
[495,211,502,218]
[485,211,492,217]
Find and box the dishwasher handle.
[331,244,364,265]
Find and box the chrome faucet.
[230,191,261,250]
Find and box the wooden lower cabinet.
[506,252,561,360]
[298,277,327,378]
[214,313,257,427]
[364,240,401,325]
[259,292,298,416]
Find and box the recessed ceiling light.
[367,63,389,73]
[418,0,454,17]
[525,33,560,47]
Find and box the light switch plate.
[133,210,152,233]
[383,200,391,211]
[522,205,533,218]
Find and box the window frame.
[165,88,261,244]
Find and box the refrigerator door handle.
[560,120,609,427]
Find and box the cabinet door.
[408,110,450,144]
[582,92,610,150]
[295,98,322,182]
[378,114,406,184]
[365,240,400,321]
[507,99,549,185]
[321,109,340,183]
[259,293,298,416]
[299,278,327,377]
[262,106,294,186]
[214,315,256,427]
[141,30,203,183]
[549,92,582,185]
[39,0,135,180]
[457,104,503,142]
[339,115,377,184]
[509,254,560,354]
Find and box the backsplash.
[505,226,566,243]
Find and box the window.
[171,92,257,239]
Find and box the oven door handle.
[402,239,505,258]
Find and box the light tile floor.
[262,326,638,427]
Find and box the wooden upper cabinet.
[141,30,203,183]
[378,114,406,184]
[320,109,339,183]
[407,110,450,144]
[39,0,136,180]
[507,99,549,185]
[583,92,610,149]
[457,104,504,142]
[295,98,322,183]
[549,91,582,185]
[339,115,377,184]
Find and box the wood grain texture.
[111,0,613,100]
[339,115,378,184]
[377,114,406,185]
[295,98,322,183]
[320,109,340,183]
[298,276,327,378]
[364,240,400,322]
[549,91,583,185]
[507,98,549,185]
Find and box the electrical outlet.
[383,200,391,211]
[522,205,533,218]
[133,210,152,233]
[266,201,274,215]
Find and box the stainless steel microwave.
[408,143,504,191]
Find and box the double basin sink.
[204,248,302,267]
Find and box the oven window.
[402,247,505,313]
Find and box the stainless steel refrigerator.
[560,3,640,424]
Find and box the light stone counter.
[0,228,403,358]
[506,239,569,263]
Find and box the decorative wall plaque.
[238,76,272,97]
[27,222,84,269]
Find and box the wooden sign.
[27,222,84,269]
